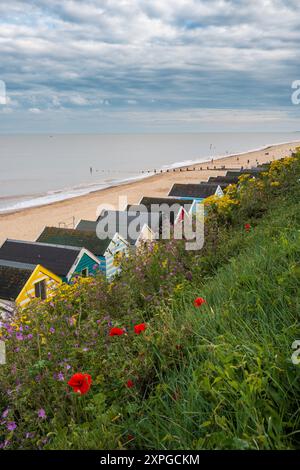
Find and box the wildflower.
[244,223,251,232]
[7,421,17,431]
[57,372,65,381]
[194,297,206,307]
[109,327,124,336]
[2,408,9,419]
[38,408,47,419]
[126,380,134,388]
[68,316,76,327]
[0,440,10,449]
[68,373,92,395]
[134,323,147,335]
[49,327,55,334]
[16,332,24,341]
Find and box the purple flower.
[0,440,10,449]
[25,432,35,439]
[38,409,47,420]
[27,334,33,340]
[2,408,9,419]
[57,372,64,381]
[16,333,24,341]
[7,421,17,431]
[49,327,55,334]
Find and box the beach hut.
[36,227,128,280]
[97,210,157,248]
[226,168,266,178]
[0,260,61,318]
[77,211,157,249]
[0,239,100,284]
[128,196,197,225]
[207,175,240,185]
[168,183,224,201]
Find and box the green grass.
[120,199,300,450]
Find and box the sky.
[0,0,300,133]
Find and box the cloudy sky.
[0,0,299,133]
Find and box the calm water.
[0,132,298,213]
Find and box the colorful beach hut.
[77,211,157,249]
[37,227,128,279]
[0,239,100,284]
[128,196,197,225]
[168,183,224,204]
[0,260,61,317]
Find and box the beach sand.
[0,141,299,245]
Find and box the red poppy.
[134,323,147,334]
[244,223,251,232]
[194,297,206,307]
[126,380,134,388]
[68,373,92,395]
[109,327,124,336]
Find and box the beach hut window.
[34,280,47,300]
[81,268,88,277]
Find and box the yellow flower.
[174,283,183,293]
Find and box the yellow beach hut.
[0,260,62,317]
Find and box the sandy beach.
[0,140,299,245]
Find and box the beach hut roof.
[208,175,239,184]
[0,260,35,301]
[0,239,81,277]
[37,227,112,257]
[226,168,266,178]
[76,219,98,232]
[97,210,158,246]
[138,197,194,210]
[168,183,220,198]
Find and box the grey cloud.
[0,0,299,131]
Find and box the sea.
[0,132,299,213]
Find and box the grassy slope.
[122,198,300,450]
[1,155,300,451]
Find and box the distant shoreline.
[0,139,299,245]
[1,138,300,216]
